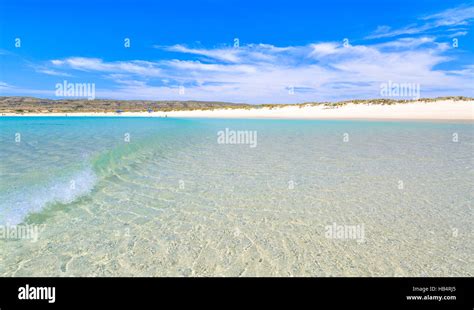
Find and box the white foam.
[0,168,97,225]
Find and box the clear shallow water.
[0,117,472,276]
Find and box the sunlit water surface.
[0,117,472,276]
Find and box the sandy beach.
[3,100,473,120]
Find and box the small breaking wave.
[0,167,97,225]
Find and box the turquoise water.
[0,117,473,276]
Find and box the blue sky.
[0,0,473,103]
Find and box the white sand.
[3,100,473,120]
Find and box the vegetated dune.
[0,96,472,114]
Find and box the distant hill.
[0,97,250,113]
[0,96,472,114]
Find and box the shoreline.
[1,100,473,121]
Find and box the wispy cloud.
[0,81,12,90]
[45,36,472,103]
[366,4,474,39]
[35,68,73,77]
[0,81,55,96]
[159,44,241,63]
[422,4,474,27]
[50,57,162,77]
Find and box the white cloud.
[157,43,296,65]
[0,81,12,90]
[422,5,474,27]
[367,4,474,39]
[310,43,340,57]
[163,60,257,74]
[36,68,73,77]
[447,31,468,38]
[0,81,55,96]
[43,38,474,103]
[160,44,241,63]
[35,5,474,103]
[375,37,435,49]
[51,57,162,76]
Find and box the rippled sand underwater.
[0,117,472,276]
